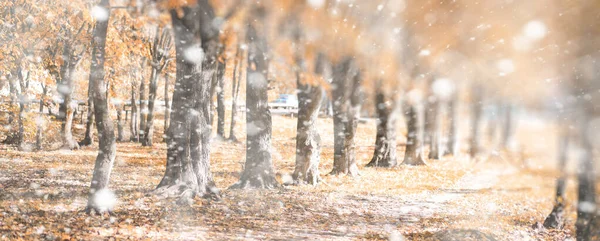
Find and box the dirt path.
[0,116,575,240]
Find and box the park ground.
[0,113,585,240]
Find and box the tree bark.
[501,102,514,149]
[142,68,159,146]
[117,108,125,142]
[58,44,80,150]
[156,1,219,202]
[576,113,596,240]
[446,94,458,156]
[330,57,361,176]
[469,85,483,157]
[138,62,148,142]
[367,82,399,168]
[35,85,48,151]
[228,45,242,142]
[163,73,170,142]
[543,126,569,229]
[230,5,280,189]
[292,52,325,184]
[216,60,226,139]
[80,67,95,146]
[85,0,116,214]
[130,83,138,142]
[402,103,426,165]
[428,99,441,160]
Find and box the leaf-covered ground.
[0,115,580,240]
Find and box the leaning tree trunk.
[366,83,398,168]
[59,45,80,150]
[228,45,243,142]
[130,83,138,142]
[469,85,483,157]
[543,125,569,229]
[85,0,116,214]
[292,52,325,184]
[163,73,170,142]
[230,6,280,189]
[142,67,159,146]
[330,57,361,176]
[446,94,458,156]
[156,1,219,202]
[402,103,426,165]
[216,60,226,139]
[576,112,596,240]
[80,71,95,146]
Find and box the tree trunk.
[402,103,426,165]
[292,53,325,184]
[367,83,398,168]
[543,126,569,229]
[163,73,170,142]
[138,65,147,142]
[446,95,458,156]
[330,57,361,176]
[428,99,441,160]
[230,6,280,189]
[35,86,48,151]
[216,60,226,139]
[469,85,483,157]
[156,1,219,202]
[142,67,159,146]
[501,102,514,150]
[117,108,124,142]
[80,72,95,146]
[130,83,138,142]
[576,113,596,240]
[2,77,18,145]
[85,0,116,214]
[228,45,242,142]
[58,44,80,150]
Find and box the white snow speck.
[91,5,109,22]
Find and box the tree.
[330,57,362,176]
[230,5,280,189]
[156,0,221,201]
[228,44,243,142]
[85,0,116,214]
[215,58,226,139]
[142,27,172,147]
[366,79,400,167]
[163,72,171,141]
[543,122,569,229]
[469,84,483,158]
[402,100,426,166]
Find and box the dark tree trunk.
[85,0,116,214]
[216,60,226,139]
[428,99,441,160]
[130,83,138,142]
[117,108,125,142]
[469,85,483,157]
[292,52,326,184]
[80,69,95,146]
[163,73,170,142]
[230,6,280,189]
[156,1,219,201]
[402,103,426,165]
[576,113,596,240]
[138,64,148,142]
[543,126,569,229]
[446,95,458,156]
[2,76,18,145]
[142,68,159,146]
[367,82,398,168]
[228,45,242,142]
[330,57,361,176]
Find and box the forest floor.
[0,114,582,240]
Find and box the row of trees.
[1,0,598,239]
